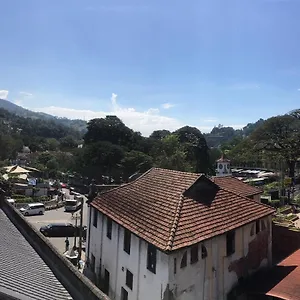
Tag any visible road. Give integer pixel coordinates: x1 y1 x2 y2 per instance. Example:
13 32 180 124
25 189 89 259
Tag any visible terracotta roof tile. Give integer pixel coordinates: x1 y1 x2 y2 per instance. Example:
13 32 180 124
243 249 300 300
212 176 262 197
91 168 274 252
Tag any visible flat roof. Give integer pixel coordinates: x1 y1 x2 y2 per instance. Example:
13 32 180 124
0 209 72 300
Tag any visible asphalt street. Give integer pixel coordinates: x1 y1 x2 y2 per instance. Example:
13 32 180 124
25 189 88 257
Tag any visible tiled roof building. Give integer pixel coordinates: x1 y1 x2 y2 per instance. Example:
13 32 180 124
91 168 271 252
88 168 274 300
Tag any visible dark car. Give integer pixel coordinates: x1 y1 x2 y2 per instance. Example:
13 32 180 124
40 223 87 238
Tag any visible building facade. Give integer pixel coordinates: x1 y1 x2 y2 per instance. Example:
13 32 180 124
86 168 274 300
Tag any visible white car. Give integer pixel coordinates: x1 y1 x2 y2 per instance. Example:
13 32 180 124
20 203 45 216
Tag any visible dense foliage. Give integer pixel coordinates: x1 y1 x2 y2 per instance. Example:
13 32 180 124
1 99 300 184
78 116 212 182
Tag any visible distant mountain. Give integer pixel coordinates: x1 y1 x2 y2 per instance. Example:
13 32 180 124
204 119 265 148
0 99 87 134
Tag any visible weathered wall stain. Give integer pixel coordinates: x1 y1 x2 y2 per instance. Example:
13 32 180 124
162 284 176 300
228 230 269 278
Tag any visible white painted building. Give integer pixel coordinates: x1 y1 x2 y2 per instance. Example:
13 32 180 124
216 155 232 177
85 168 274 300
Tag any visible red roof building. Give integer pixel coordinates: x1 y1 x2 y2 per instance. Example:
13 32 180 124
87 168 274 300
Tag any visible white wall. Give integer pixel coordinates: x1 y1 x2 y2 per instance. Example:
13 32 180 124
88 209 169 300
88 209 272 300
167 216 272 300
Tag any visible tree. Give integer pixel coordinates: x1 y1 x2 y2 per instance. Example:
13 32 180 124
84 116 133 147
83 141 124 181
250 115 300 179
121 151 153 181
60 135 78 149
174 126 211 174
149 130 171 140
153 134 191 171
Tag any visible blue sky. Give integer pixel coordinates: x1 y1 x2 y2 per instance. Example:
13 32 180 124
1 0 300 136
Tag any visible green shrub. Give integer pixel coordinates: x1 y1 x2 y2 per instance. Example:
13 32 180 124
15 197 35 203
269 199 281 208
11 194 27 199
34 196 49 202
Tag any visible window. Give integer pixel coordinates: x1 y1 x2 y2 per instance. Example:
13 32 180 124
256 220 260 234
90 254 95 273
93 208 98 228
190 244 199 264
147 244 157 273
121 287 128 300
174 258 177 274
123 229 131 254
226 231 235 256
103 269 110 295
261 219 266 231
250 224 255 236
106 217 112 239
126 269 133 290
180 251 187 268
201 245 208 259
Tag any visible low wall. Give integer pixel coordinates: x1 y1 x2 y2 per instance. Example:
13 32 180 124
1 199 110 300
272 223 300 263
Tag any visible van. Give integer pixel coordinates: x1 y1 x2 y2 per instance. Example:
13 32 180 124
20 203 45 216
6 198 16 206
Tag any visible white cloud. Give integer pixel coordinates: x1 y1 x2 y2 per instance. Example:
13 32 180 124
14 100 23 106
31 93 183 136
161 103 175 109
19 91 33 97
0 90 9 99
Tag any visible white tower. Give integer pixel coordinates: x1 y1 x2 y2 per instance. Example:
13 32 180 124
216 155 231 177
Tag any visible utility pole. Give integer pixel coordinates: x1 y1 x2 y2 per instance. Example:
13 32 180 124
77 197 84 269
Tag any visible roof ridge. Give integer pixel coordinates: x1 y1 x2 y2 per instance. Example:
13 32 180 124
166 193 185 252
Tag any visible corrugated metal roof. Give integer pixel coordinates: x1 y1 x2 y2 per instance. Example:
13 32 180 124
0 209 73 300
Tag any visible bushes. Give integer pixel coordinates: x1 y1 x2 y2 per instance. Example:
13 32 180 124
12 194 50 203
15 197 36 203
269 199 281 208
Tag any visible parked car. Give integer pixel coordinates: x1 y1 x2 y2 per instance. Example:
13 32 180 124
20 203 45 216
39 223 87 238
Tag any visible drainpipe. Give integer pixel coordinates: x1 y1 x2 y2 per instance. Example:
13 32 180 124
136 238 141 300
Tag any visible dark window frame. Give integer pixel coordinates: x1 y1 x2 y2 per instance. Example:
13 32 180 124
90 253 95 273
190 244 199 264
256 220 260 234
123 229 131 254
180 251 187 268
106 217 112 239
125 269 133 290
147 243 157 274
121 287 128 300
201 245 208 259
226 230 235 256
92 208 98 228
